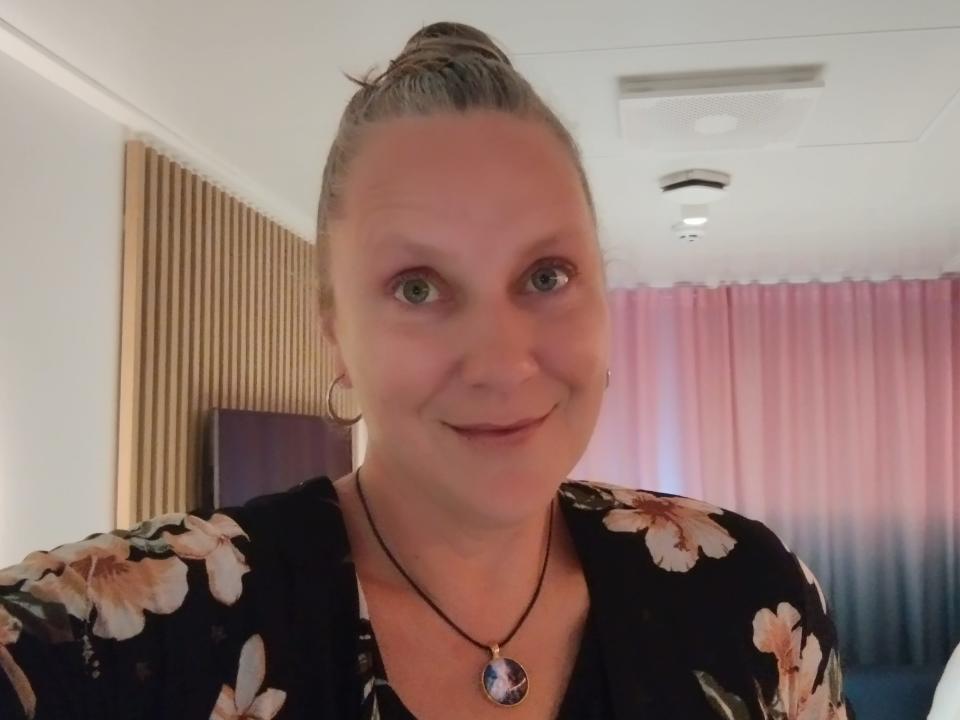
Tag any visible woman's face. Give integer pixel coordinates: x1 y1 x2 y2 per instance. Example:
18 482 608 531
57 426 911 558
325 110 610 523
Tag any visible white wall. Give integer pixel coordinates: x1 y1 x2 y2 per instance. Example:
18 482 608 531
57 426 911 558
0 50 124 565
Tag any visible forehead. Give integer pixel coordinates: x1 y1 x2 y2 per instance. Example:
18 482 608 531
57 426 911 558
339 111 590 236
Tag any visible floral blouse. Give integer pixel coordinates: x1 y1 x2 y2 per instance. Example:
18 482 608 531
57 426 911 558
0 477 853 719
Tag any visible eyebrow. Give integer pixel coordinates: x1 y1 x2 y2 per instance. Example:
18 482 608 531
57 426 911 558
370 229 576 265
371 234 455 262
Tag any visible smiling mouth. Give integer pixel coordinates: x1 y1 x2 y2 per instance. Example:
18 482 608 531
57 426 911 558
445 407 554 441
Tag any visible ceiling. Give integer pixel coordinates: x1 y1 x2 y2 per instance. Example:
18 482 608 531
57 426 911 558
2 0 959 286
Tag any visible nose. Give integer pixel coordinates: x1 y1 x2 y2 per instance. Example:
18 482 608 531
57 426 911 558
458 298 539 392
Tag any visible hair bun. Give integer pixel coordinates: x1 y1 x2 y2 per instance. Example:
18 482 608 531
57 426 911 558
400 21 512 67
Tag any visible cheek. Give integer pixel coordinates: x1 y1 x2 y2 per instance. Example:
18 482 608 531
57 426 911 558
539 294 610 387
344 314 455 415
328 259 451 409
541 298 609 466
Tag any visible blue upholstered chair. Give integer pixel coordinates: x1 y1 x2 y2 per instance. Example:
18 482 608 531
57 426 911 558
844 665 944 720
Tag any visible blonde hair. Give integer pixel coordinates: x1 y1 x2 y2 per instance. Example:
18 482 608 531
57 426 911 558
316 21 595 311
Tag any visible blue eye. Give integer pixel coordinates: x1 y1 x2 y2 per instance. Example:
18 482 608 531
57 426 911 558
526 264 572 293
394 276 440 305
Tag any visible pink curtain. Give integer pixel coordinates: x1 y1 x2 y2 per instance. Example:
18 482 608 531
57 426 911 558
573 278 960 665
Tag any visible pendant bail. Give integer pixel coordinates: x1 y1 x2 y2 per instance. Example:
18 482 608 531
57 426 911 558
489 643 500 659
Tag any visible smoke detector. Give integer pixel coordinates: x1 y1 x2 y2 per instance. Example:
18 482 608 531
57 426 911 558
672 222 706 242
659 169 731 203
660 169 731 234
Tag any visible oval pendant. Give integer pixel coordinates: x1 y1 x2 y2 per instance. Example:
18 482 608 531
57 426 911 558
481 645 529 707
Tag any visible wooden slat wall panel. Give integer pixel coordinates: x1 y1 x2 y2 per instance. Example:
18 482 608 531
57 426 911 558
116 141 354 527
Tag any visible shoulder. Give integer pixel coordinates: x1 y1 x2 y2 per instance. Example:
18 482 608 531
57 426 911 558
560 479 852 719
559 479 793 576
3 475 340 590
0 476 336 641
558 479 835 652
0 476 351 719
224 475 346 561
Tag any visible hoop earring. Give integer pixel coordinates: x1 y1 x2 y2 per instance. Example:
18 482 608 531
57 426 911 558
325 373 362 426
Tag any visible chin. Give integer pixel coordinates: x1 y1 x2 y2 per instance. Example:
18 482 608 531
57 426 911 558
453 462 568 525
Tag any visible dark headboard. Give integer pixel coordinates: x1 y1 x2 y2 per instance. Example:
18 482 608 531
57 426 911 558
205 408 352 508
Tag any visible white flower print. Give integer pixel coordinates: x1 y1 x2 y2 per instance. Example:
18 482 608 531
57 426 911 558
210 634 286 720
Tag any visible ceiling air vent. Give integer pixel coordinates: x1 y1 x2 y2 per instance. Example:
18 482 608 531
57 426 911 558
619 65 823 151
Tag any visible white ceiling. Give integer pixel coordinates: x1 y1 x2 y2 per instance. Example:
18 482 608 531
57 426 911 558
2 0 959 286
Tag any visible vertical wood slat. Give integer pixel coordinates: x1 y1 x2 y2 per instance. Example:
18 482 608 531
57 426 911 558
167 162 183 515
309 243 317 415
305 252 312 417
311 252 320 416
289 234 298 411
153 155 171 517
220 194 229 410
251 214 260 410
187 173 203 512
116 142 146 529
275 223 283 411
256 214 267 411
302 242 309 414
241 207 251 409
177 170 190 514
282 231 291 409
139 149 160 522
236 207 245 408
212 188 223 413
268 222 277 411
263 221 273 412
200 181 214 440
118 141 351 523
295 239 304 414
229 198 240 409
289 235 298 414
285 231 293 409
222 195 233 409
276 228 285 411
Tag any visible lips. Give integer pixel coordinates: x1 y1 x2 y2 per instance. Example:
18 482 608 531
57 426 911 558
445 407 554 441
453 416 544 432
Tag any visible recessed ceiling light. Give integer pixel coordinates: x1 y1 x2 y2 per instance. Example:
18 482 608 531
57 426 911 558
682 204 709 226
660 171 730 231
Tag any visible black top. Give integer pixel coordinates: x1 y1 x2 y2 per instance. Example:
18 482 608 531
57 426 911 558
0 476 853 719
555 607 610 719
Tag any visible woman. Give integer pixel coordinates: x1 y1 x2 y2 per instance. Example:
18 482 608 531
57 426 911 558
0 21 852 720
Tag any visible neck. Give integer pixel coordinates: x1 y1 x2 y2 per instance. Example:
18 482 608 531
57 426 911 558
350 452 555 614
